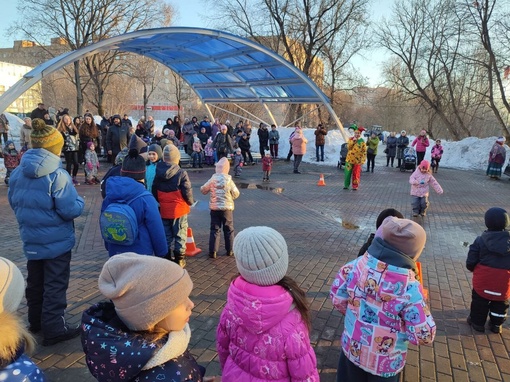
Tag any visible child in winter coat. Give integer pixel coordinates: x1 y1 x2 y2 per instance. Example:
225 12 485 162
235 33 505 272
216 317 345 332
204 137 215 166
84 142 100 185
330 217 436 381
152 144 194 268
409 160 443 217
3 140 20 185
466 207 510 334
0 257 47 381
81 253 215 382
145 144 162 192
430 139 443 173
191 134 204 168
200 157 240 259
262 150 273 182
217 226 319 381
233 148 243 177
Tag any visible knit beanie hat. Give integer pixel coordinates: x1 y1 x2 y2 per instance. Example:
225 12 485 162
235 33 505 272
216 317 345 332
148 144 163 161
497 137 506 143
420 160 430 171
87 141 95 150
216 157 230 174
381 217 427 259
121 149 146 181
129 134 147 153
31 118 64 156
233 226 289 286
163 144 180 165
98 253 193 331
484 207 510 231
0 257 25 314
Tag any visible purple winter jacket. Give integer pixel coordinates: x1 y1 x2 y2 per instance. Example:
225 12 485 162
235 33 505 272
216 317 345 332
217 276 319 381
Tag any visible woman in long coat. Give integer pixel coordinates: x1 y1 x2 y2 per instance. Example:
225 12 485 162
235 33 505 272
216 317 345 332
396 130 410 168
385 131 398 167
486 137 507 180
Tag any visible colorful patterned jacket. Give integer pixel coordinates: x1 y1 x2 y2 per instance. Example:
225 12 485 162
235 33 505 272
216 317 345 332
330 238 436 377
346 137 367 165
217 276 319 381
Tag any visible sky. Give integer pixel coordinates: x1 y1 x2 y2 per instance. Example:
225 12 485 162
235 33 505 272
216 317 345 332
0 0 394 87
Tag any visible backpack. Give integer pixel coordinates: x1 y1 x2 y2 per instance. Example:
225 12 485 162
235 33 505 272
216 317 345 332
100 194 146 246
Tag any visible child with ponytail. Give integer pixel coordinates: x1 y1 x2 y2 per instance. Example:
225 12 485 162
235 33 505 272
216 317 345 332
216 226 319 381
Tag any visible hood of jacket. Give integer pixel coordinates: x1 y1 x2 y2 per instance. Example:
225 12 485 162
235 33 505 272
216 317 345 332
216 157 230 174
368 237 418 276
20 148 62 179
82 302 165 382
480 230 510 256
155 161 181 180
105 176 147 201
227 276 293 334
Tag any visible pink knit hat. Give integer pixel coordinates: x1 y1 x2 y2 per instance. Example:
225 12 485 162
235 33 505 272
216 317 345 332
420 160 430 171
381 217 426 259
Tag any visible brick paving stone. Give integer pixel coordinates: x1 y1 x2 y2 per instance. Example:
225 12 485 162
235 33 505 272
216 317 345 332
1 154 509 381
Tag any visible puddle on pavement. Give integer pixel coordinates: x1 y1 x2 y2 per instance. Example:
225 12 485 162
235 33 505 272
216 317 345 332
236 183 284 194
334 217 362 230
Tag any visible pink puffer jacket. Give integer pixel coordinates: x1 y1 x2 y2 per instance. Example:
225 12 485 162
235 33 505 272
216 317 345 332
217 276 319 382
409 169 443 197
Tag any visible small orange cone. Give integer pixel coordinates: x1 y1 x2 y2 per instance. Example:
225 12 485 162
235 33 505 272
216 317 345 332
185 227 202 257
416 261 428 300
317 173 326 186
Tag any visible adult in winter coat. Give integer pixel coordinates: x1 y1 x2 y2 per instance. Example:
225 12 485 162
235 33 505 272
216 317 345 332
344 127 367 190
314 123 328 161
213 125 234 160
29 103 47 121
102 149 167 258
385 131 398 167
366 132 379 172
200 157 240 259
291 128 308 174
486 137 507 180
411 129 430 164
0 257 47 381
0 112 9 146
181 118 196 155
78 113 100 164
8 119 84 346
466 207 510 334
57 114 81 185
238 133 254 164
20 117 32 149
268 124 280 159
106 114 130 163
396 130 410 168
257 123 270 157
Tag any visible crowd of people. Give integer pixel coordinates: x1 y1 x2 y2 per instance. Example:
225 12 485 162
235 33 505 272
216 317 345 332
1 106 510 381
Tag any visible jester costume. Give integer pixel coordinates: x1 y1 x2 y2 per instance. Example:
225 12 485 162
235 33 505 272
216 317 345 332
344 127 367 190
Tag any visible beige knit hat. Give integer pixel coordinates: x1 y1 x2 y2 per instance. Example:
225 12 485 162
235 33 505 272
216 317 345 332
233 226 288 286
98 253 193 331
163 144 181 165
31 118 64 156
0 257 25 314
380 217 426 259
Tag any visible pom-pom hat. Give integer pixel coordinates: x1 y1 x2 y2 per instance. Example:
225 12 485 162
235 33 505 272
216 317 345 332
381 217 427 259
233 226 288 286
98 252 193 331
31 118 64 156
121 149 146 181
0 257 25 314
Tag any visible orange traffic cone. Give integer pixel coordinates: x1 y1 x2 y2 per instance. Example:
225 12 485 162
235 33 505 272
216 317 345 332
416 261 428 300
317 173 326 186
185 227 202 257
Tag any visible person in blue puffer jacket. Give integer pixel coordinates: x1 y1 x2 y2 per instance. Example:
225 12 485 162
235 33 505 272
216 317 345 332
102 148 168 258
8 118 85 346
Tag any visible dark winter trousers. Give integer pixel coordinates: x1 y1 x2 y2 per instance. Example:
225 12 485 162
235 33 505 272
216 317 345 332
337 350 401 382
366 153 376 172
0 132 7 145
209 210 234 253
64 151 80 177
26 251 71 338
259 141 268 157
270 143 279 158
241 149 253 164
411 195 429 215
316 145 324 161
163 216 188 260
286 146 293 161
416 151 426 165
293 154 303 172
386 156 395 167
469 289 509 327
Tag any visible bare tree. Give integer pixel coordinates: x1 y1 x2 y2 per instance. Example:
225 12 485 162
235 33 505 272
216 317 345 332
11 0 174 115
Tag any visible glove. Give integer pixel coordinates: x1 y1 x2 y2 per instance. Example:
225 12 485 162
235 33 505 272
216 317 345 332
420 180 425 185
87 163 93 170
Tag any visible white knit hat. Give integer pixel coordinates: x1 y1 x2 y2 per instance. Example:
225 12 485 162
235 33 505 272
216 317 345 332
233 227 288 286
0 257 25 314
98 253 193 331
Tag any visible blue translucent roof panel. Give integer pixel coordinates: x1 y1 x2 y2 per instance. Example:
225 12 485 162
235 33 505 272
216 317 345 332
111 27 329 104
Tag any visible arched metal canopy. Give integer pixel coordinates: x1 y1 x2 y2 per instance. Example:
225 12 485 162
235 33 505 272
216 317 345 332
0 27 346 138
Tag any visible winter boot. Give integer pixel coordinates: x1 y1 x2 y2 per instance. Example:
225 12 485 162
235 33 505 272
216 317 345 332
173 251 186 268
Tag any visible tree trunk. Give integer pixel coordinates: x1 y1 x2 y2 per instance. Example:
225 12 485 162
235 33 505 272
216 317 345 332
74 61 83 115
143 84 148 120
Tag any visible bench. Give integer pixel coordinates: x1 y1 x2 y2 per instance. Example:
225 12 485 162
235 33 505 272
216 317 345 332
178 148 193 167
251 152 262 163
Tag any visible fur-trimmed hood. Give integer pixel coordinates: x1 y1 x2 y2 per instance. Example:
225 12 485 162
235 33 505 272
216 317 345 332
0 311 23 367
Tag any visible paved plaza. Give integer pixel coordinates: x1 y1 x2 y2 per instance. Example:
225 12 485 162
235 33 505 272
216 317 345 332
1 154 510 382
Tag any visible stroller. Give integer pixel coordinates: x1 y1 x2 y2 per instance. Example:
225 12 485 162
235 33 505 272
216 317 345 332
337 143 348 169
400 147 417 172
